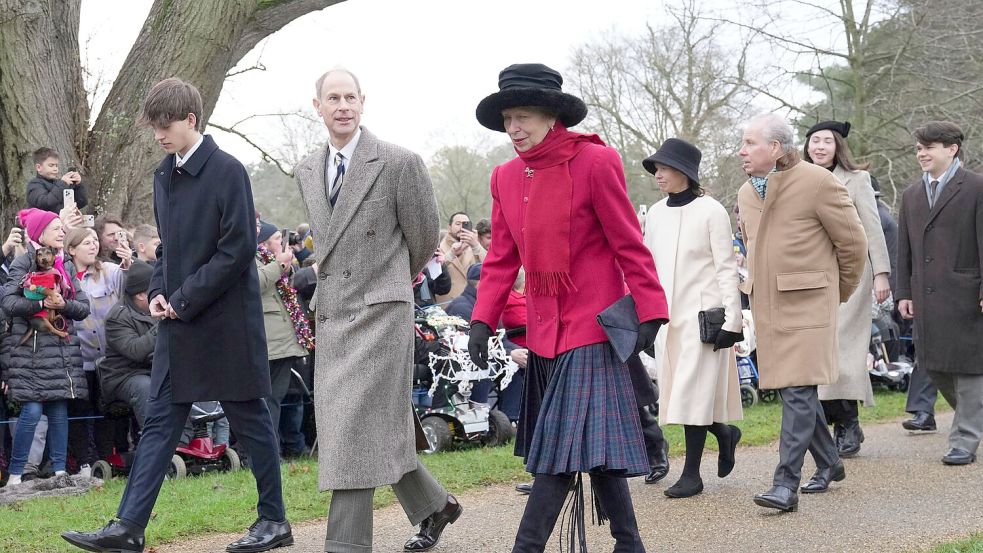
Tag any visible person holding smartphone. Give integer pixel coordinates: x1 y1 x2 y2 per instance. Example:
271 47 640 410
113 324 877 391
26 147 87 214
437 212 485 302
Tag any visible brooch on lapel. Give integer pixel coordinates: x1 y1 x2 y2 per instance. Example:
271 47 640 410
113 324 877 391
524 167 534 178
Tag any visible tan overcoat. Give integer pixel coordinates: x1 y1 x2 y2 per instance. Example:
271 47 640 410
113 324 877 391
644 195 744 425
295 128 439 490
436 234 485 302
738 159 868 389
819 166 891 404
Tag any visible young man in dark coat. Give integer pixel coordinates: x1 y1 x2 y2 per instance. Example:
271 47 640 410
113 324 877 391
897 121 983 465
63 78 291 553
99 261 157 427
25 147 86 214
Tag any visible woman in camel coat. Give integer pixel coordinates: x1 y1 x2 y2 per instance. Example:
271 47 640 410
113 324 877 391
642 138 744 499
804 120 891 458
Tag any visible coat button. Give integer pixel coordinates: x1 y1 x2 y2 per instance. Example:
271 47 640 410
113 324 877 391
366 229 375 237
926 224 933 231
925 257 933 263
536 315 542 322
348 313 356 322
318 314 327 323
926 287 934 294
523 197 529 203
343 270 351 278
319 272 327 281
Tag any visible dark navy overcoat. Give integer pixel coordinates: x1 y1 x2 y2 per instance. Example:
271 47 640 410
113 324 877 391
148 135 270 402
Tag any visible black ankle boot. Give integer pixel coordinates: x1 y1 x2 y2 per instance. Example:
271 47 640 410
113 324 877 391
512 473 574 553
591 474 646 553
838 419 864 458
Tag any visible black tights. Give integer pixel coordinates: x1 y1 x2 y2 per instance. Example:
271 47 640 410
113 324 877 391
680 423 730 479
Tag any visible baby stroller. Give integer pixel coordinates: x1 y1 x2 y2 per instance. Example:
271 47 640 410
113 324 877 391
868 321 913 392
412 305 517 454
735 309 779 407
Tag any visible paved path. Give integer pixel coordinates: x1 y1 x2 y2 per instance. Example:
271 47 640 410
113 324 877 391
159 413 982 552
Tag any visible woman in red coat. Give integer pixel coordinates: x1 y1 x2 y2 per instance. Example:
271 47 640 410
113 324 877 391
469 63 669 553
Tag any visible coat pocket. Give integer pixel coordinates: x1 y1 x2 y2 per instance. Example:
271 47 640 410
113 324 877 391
364 285 412 306
776 271 830 331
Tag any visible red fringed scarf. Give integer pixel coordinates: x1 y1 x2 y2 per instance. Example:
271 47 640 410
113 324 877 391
516 123 604 296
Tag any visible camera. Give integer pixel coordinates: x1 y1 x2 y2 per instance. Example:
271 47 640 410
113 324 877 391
287 231 302 247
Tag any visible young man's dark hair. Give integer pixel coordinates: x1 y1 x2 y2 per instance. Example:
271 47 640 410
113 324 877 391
914 121 965 159
138 77 204 131
447 211 468 225
32 147 59 165
474 218 491 237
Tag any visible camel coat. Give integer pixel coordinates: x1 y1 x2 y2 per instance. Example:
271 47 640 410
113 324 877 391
436 233 485 302
295 128 439 490
644 195 744 425
738 159 867 390
819 166 891 404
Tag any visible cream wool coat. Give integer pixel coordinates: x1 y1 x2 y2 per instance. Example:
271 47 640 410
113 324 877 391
738 159 868 390
644 195 744 425
818 166 891 405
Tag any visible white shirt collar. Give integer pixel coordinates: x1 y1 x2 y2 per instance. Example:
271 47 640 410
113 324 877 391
328 129 361 164
175 134 205 167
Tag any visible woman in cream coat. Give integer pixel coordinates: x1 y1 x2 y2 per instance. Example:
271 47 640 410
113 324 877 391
804 120 891 459
642 138 745 499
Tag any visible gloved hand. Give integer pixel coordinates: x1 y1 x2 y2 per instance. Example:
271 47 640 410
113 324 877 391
468 321 493 369
633 319 664 356
713 329 745 352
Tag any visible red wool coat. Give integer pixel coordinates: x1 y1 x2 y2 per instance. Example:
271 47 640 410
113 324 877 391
472 143 669 358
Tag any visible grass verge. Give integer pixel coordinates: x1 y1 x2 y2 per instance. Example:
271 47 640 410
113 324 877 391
0 389 949 552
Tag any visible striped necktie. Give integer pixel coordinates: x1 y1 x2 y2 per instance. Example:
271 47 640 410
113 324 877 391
330 153 346 207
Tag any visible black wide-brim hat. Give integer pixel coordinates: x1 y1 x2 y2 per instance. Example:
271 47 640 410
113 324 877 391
476 63 588 132
642 138 702 186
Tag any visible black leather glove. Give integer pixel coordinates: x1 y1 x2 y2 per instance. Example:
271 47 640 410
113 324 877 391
633 319 664 356
468 321 493 369
713 329 744 352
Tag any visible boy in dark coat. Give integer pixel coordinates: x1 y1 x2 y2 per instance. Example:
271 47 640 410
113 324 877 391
63 78 291 553
25 147 86 213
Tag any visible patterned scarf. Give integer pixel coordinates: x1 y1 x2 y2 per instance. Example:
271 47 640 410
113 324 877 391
257 245 315 351
749 166 777 199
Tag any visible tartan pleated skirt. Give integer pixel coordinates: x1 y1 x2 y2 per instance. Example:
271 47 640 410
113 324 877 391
515 342 648 477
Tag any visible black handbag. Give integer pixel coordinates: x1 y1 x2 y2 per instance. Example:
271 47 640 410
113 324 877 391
698 307 726 344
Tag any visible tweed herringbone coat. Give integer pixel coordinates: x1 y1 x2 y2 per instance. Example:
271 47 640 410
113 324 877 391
738 159 868 390
295 128 440 490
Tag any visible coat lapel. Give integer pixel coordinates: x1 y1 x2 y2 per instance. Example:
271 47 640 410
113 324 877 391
925 168 963 228
297 146 332 258
319 128 384 262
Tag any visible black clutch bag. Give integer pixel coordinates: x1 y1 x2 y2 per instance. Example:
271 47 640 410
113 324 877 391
698 307 726 344
596 295 639 363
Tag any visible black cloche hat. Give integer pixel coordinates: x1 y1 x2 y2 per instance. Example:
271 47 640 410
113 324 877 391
475 63 588 132
806 120 851 139
642 138 702 186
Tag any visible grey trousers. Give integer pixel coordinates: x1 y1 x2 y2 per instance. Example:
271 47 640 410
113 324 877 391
774 386 839 489
928 371 983 453
325 460 448 553
906 364 938 415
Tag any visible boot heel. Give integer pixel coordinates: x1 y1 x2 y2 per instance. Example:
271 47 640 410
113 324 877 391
787 503 798 513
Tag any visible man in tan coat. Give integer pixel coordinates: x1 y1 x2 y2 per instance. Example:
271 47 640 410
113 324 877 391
737 114 867 512
436 211 485 302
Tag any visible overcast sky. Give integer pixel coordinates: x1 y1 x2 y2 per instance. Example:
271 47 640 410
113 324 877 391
79 0 844 167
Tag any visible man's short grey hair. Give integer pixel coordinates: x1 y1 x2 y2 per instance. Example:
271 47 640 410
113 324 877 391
748 113 796 154
314 68 362 100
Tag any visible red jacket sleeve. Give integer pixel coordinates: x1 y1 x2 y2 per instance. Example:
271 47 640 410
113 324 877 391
471 166 521 328
589 148 669 322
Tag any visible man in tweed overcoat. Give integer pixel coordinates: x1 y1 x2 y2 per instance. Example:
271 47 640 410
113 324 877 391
295 68 462 553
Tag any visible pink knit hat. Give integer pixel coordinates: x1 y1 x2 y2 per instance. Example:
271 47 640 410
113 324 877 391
18 208 59 243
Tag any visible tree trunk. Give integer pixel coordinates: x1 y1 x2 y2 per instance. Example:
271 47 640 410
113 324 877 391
0 0 88 227
0 0 341 229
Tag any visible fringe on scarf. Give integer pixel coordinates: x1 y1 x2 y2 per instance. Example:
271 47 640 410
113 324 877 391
557 473 608 553
527 271 577 298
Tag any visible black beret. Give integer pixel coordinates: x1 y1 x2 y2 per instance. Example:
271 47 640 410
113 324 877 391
806 120 851 138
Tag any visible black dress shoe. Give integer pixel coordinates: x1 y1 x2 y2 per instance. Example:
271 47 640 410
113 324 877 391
800 462 846 493
645 441 670 484
62 519 145 552
515 481 533 495
902 412 937 432
664 475 703 498
942 448 977 465
404 494 463 552
226 518 293 553
718 425 741 478
837 420 864 458
753 485 798 512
